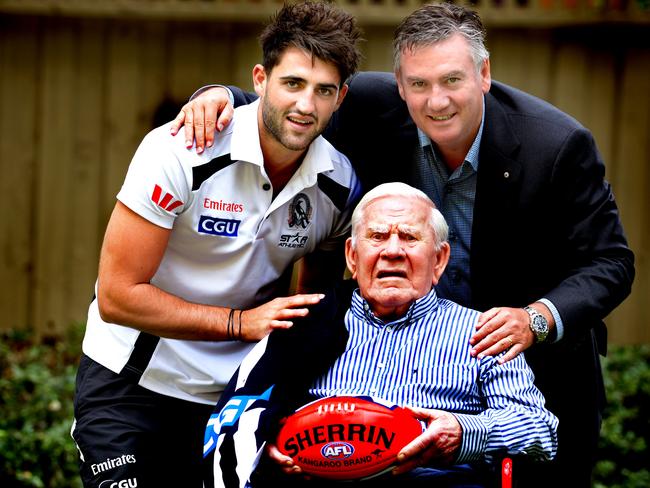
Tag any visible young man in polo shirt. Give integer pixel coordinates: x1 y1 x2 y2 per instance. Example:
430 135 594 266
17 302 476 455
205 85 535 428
70 2 362 487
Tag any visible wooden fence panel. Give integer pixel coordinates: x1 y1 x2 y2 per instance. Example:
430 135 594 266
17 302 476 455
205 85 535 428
490 29 554 102
103 21 142 225
231 26 263 91
552 42 590 123
33 18 77 335
67 19 106 323
137 21 170 134
515 31 554 103
202 24 241 97
607 47 650 344
0 16 39 330
361 25 394 73
582 49 616 173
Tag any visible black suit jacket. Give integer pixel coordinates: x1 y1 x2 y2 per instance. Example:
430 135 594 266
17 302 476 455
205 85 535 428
329 72 634 346
229 72 635 467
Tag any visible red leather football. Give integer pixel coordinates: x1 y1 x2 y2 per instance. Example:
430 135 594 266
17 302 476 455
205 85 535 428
275 396 423 480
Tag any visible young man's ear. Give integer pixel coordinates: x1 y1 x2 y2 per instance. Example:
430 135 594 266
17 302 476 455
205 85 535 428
334 83 349 111
344 237 357 280
252 64 267 97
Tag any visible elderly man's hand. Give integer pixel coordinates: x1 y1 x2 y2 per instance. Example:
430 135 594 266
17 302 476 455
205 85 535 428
392 407 461 475
469 307 536 364
266 443 308 477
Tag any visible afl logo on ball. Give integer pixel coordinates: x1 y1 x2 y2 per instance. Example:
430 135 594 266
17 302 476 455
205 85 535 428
321 441 354 460
288 193 312 229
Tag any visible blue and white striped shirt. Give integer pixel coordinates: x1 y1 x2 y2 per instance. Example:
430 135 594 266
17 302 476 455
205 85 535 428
310 288 558 463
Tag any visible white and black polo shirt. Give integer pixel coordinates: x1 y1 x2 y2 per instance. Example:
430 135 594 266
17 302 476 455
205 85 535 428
83 100 360 405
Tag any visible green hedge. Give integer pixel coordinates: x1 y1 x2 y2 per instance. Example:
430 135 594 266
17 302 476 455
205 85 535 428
0 327 83 488
594 343 650 488
1 328 648 487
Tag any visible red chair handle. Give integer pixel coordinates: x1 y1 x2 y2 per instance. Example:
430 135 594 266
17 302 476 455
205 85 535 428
501 457 513 488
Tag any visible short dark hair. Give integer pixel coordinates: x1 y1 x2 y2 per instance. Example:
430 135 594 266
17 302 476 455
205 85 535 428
259 1 362 86
393 2 489 72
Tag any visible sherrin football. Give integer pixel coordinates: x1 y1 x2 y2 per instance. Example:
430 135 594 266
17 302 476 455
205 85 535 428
275 396 423 480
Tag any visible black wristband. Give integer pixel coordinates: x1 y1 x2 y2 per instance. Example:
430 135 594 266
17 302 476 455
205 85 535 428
227 308 235 340
238 309 243 341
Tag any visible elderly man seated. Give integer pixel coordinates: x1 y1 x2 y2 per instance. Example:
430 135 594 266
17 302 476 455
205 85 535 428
203 183 558 488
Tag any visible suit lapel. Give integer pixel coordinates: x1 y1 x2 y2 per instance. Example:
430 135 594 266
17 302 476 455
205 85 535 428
471 90 523 308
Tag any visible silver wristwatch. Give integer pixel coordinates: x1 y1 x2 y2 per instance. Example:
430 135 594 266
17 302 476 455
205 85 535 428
524 306 549 343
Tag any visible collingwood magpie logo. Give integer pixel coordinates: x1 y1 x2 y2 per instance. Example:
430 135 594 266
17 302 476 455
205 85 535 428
288 193 312 229
279 193 311 248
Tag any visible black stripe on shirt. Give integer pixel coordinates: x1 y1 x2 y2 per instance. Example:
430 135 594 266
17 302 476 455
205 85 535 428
120 332 160 382
317 173 350 212
192 153 236 191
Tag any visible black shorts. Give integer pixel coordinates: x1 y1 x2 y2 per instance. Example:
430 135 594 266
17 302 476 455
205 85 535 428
71 354 214 488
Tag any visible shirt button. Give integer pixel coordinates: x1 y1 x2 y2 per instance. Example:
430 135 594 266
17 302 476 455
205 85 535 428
370 388 377 394
378 362 385 369
503 171 510 178
262 183 271 191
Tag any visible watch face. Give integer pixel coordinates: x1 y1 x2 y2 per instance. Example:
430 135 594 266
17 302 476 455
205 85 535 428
526 307 548 342
532 315 548 340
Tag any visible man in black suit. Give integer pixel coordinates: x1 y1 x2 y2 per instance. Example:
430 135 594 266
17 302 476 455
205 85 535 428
171 3 634 486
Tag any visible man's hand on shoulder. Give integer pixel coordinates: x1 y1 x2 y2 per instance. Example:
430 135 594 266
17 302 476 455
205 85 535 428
241 294 325 341
169 86 234 154
470 305 553 364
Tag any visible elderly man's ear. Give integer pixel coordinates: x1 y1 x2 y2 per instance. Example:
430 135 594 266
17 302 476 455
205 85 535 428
344 238 358 280
431 242 451 285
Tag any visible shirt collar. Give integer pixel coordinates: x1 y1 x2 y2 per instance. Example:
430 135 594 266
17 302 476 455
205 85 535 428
230 99 334 180
417 96 485 172
350 287 440 328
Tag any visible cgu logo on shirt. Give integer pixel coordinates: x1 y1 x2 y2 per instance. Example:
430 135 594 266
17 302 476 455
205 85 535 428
198 215 240 237
98 478 137 488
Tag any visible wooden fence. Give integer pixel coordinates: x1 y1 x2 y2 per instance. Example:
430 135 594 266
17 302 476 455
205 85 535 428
0 0 648 343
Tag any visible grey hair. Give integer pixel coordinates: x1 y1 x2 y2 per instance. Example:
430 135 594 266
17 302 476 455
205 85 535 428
393 2 489 73
350 182 448 250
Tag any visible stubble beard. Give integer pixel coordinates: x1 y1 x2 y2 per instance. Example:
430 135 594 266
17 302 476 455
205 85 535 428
261 97 321 152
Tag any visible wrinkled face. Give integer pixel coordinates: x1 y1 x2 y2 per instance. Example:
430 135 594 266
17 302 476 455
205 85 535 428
345 195 450 320
395 34 491 160
254 47 347 155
